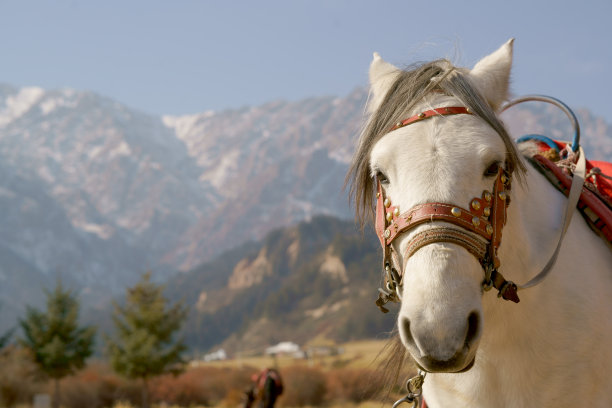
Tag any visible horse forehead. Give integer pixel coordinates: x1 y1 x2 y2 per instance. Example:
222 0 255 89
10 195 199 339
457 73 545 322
370 115 502 173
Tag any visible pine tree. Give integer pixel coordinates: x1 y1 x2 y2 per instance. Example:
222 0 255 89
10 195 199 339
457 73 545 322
19 280 96 408
106 271 187 408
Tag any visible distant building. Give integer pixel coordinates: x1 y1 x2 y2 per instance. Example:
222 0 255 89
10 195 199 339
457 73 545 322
265 341 301 356
305 345 343 358
189 348 227 366
204 348 227 361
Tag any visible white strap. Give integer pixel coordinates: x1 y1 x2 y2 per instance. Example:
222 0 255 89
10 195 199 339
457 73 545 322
519 146 586 289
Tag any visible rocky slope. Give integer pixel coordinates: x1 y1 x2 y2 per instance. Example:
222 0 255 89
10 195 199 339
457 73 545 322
163 215 397 354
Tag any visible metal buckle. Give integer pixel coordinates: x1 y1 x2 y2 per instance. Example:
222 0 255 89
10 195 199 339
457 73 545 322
392 371 426 408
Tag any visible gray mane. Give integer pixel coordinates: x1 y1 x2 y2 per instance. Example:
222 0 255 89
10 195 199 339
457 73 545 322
346 59 526 226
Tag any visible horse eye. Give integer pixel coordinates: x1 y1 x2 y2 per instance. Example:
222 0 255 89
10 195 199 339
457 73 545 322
484 162 501 177
376 171 389 185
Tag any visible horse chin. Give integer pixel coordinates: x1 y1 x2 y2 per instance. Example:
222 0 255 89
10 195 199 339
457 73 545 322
413 351 477 374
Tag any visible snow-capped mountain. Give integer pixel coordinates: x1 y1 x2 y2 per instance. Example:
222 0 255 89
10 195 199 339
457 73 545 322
0 83 610 333
0 84 213 291
160 90 366 270
0 85 367 330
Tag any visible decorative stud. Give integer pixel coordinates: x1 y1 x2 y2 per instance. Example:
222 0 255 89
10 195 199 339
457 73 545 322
486 224 493 235
483 207 491 217
472 216 481 227
484 191 492 202
384 198 391 208
376 192 380 198
501 174 508 184
451 207 461 217
466 107 472 114
386 212 393 222
396 122 403 128
384 229 391 238
471 200 481 211
418 112 426 118
393 208 400 216
498 191 507 201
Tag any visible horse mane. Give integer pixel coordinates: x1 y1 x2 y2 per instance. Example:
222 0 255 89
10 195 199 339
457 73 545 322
346 59 527 227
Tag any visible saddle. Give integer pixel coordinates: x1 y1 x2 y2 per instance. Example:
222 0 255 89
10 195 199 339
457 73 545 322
524 139 612 248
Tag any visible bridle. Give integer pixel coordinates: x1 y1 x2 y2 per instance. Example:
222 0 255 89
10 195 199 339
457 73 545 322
373 99 587 314
373 98 587 408
374 106 520 313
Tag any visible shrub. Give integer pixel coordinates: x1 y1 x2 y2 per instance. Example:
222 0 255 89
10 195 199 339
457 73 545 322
150 366 254 407
326 367 385 403
278 365 327 407
58 363 141 408
99 374 141 407
0 346 42 406
221 388 248 408
151 370 210 406
60 376 101 408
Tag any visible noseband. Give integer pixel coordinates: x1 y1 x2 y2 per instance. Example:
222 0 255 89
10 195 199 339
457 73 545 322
374 107 519 313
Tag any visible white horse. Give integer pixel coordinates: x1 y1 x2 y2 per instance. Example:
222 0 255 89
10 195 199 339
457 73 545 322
348 39 612 407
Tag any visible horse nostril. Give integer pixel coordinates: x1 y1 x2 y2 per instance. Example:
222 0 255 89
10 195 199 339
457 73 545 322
465 311 480 347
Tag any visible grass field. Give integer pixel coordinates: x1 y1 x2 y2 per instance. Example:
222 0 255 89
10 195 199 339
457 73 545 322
201 339 392 371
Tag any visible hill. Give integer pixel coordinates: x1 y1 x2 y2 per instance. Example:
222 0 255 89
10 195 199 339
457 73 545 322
165 215 398 354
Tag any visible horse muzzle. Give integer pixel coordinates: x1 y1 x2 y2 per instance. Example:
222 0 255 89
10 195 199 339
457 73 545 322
399 303 482 373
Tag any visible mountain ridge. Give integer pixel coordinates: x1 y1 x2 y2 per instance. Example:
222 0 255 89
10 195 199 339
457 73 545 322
0 82 610 335
163 214 397 354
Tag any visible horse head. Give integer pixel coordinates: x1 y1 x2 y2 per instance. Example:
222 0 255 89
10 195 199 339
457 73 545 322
349 39 525 373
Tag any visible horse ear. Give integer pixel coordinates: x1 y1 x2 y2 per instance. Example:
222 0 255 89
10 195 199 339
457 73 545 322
368 52 400 113
468 38 514 111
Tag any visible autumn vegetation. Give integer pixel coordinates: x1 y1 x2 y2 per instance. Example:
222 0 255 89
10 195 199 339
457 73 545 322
0 271 401 408
0 360 391 407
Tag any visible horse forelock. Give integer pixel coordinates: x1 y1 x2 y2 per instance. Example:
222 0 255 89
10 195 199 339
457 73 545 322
347 60 526 227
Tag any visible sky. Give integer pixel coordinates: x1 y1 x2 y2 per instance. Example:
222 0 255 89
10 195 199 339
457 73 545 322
0 0 611 123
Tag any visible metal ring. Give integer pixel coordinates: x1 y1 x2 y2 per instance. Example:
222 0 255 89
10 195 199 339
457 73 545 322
406 377 424 396
481 279 493 292
392 395 417 408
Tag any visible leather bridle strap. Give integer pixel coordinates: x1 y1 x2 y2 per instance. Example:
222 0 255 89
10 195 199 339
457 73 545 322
389 107 472 132
404 228 488 261
375 164 519 312
519 146 586 289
